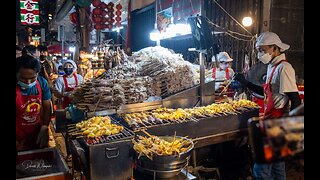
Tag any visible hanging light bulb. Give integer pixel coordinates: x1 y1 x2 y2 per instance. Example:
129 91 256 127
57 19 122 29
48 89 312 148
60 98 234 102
242 17 253 27
149 28 160 41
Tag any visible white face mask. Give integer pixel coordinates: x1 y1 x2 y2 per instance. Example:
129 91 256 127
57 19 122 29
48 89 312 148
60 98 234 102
220 63 229 70
258 51 272 64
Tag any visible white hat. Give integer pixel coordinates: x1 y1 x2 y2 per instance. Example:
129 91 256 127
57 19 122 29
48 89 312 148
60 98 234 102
63 59 77 73
217 52 233 62
255 32 290 52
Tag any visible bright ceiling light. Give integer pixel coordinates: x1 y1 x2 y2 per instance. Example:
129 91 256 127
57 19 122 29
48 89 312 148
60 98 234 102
242 17 253 27
149 28 160 41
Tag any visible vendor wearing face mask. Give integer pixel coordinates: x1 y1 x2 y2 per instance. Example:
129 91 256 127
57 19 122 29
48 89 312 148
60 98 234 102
54 60 84 109
234 32 301 180
212 52 235 92
16 55 52 151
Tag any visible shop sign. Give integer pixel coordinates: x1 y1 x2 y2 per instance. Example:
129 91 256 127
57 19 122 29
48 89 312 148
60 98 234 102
20 0 40 25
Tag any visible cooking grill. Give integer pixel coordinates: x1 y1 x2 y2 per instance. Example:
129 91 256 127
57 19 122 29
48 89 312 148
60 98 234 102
68 117 135 180
82 126 134 145
114 108 259 146
67 119 134 145
115 107 259 132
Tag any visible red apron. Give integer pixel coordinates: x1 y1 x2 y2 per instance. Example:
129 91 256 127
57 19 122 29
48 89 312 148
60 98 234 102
212 67 230 80
212 67 233 97
16 80 42 151
262 60 289 119
62 74 78 108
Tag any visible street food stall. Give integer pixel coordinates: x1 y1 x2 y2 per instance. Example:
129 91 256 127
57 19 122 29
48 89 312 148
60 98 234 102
53 44 260 179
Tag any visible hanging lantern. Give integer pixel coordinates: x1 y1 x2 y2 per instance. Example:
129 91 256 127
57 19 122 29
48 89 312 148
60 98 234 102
93 16 102 23
92 0 101 7
115 16 121 22
101 10 107 17
94 24 102 30
115 3 122 27
93 8 101 15
115 10 121 16
116 4 122 10
101 17 107 23
69 12 77 25
107 2 114 9
100 2 107 9
115 22 121 27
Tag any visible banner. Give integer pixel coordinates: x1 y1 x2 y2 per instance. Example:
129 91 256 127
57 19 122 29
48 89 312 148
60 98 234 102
20 0 40 25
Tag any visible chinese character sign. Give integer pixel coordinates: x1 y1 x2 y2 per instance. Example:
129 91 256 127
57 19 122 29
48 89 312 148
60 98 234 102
20 0 40 25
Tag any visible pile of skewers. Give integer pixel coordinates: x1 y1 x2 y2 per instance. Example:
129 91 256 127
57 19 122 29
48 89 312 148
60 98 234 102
121 99 260 128
68 116 124 138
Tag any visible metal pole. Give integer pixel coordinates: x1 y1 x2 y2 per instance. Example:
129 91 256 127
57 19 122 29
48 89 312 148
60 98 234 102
61 25 65 58
61 39 64 58
199 52 205 106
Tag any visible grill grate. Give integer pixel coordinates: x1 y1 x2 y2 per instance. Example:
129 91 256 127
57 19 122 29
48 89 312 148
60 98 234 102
120 107 257 131
84 125 135 145
67 117 134 145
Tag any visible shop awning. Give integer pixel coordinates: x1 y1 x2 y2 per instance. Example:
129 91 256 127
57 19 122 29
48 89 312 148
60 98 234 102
48 44 71 54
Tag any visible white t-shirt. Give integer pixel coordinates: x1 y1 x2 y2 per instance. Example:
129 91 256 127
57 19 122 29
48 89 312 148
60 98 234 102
266 53 298 109
55 74 84 93
212 68 235 91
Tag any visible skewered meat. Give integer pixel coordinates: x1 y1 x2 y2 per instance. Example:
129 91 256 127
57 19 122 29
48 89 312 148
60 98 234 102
121 100 259 127
75 116 124 138
133 132 193 160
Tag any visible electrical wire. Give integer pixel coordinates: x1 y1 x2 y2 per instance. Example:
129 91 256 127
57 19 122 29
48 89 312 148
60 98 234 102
225 32 255 41
206 18 255 41
227 30 254 38
212 0 253 36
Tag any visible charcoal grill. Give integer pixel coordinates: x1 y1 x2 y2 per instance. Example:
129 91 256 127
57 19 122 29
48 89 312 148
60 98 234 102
69 118 135 180
114 108 259 139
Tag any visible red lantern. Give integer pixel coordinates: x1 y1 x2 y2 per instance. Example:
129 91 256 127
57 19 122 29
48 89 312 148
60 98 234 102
69 12 77 24
116 4 122 10
116 10 121 16
93 17 102 23
94 24 102 30
115 16 121 22
107 2 114 8
116 22 121 27
92 0 101 7
107 12 114 17
93 8 101 15
100 2 107 9
101 17 107 23
101 10 107 17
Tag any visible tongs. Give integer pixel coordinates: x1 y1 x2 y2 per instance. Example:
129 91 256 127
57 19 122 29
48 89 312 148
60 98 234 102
218 75 236 96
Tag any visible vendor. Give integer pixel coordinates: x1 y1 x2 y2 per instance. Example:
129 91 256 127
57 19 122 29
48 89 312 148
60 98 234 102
16 55 52 151
212 52 235 92
54 60 84 109
234 31 301 180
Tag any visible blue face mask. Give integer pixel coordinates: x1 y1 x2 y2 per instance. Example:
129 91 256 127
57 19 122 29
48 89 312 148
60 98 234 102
58 71 65 75
18 81 37 89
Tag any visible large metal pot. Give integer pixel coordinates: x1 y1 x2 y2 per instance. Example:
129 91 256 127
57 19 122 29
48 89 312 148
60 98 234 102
135 136 194 178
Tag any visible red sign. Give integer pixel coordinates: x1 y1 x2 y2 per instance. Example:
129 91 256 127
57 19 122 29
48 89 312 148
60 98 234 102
20 0 40 25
